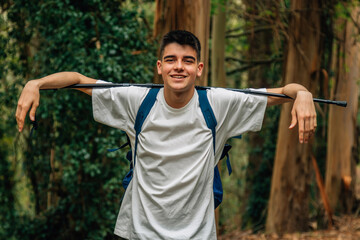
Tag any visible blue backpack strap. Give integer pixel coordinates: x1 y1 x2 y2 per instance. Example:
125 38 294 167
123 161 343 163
197 89 225 209
220 144 232 175
122 88 159 191
121 135 133 190
222 135 241 175
197 89 217 153
213 166 223 208
198 88 240 208
133 88 160 166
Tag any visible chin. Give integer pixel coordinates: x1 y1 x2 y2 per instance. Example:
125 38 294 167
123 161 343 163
168 82 193 92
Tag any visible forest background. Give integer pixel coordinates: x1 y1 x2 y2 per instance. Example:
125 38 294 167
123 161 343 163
0 0 359 239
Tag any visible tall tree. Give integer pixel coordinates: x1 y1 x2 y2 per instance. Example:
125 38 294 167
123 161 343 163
266 0 323 233
241 0 280 229
211 0 227 88
211 0 227 235
325 2 359 214
153 0 211 85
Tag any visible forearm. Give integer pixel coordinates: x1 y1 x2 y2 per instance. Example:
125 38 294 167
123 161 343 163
267 83 310 106
31 72 95 89
26 72 97 95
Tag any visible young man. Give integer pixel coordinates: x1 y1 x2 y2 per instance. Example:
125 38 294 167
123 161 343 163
16 30 316 239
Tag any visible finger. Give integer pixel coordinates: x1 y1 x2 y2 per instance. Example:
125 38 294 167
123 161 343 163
298 117 305 144
313 114 317 133
16 101 32 132
307 112 317 140
15 103 23 132
303 115 310 143
289 110 297 129
29 102 38 122
18 106 28 132
309 118 314 139
309 114 315 136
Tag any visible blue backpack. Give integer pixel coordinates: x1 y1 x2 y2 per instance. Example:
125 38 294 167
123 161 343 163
117 87 237 209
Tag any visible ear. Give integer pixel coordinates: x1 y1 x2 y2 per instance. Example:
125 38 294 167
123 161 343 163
157 60 162 75
196 62 204 77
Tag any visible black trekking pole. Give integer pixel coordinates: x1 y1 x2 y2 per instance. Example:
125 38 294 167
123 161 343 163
64 83 347 107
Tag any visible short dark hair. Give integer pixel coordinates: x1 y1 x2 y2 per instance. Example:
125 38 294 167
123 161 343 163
160 30 201 61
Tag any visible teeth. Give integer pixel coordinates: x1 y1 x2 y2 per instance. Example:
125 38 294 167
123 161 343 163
172 76 185 78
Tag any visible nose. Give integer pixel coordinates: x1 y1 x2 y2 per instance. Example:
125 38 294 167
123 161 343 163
174 60 184 71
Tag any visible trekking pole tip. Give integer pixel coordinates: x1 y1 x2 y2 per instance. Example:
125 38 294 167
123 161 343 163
336 101 347 107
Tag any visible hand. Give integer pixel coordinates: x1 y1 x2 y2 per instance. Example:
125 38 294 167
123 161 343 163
289 91 317 143
15 80 40 132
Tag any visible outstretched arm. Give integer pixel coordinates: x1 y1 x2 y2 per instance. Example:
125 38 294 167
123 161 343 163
266 83 317 144
16 72 97 132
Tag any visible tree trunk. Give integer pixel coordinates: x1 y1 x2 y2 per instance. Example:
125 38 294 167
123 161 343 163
153 0 211 85
211 1 227 88
211 1 227 235
266 0 323 233
242 0 276 228
325 4 359 214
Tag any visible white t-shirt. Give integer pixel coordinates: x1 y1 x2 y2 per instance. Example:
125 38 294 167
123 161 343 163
92 81 267 240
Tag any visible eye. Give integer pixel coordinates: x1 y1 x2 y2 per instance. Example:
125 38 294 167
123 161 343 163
184 59 195 64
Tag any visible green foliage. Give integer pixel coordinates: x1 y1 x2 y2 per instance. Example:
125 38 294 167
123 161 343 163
0 9 18 238
1 0 156 239
211 0 227 16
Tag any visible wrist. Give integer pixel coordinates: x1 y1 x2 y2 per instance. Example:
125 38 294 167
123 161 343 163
283 83 309 99
296 90 312 97
26 79 42 89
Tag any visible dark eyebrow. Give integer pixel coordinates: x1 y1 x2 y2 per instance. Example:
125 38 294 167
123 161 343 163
183 56 196 61
163 55 176 60
163 55 196 61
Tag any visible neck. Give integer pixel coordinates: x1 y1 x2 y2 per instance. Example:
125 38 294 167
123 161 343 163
163 87 195 108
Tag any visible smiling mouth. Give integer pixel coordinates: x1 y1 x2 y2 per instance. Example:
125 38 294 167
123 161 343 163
170 75 187 79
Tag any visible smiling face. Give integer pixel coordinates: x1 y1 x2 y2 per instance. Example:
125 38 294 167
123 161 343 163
157 43 204 101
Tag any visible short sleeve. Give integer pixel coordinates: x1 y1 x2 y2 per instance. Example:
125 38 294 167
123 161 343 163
208 88 267 139
92 80 149 132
